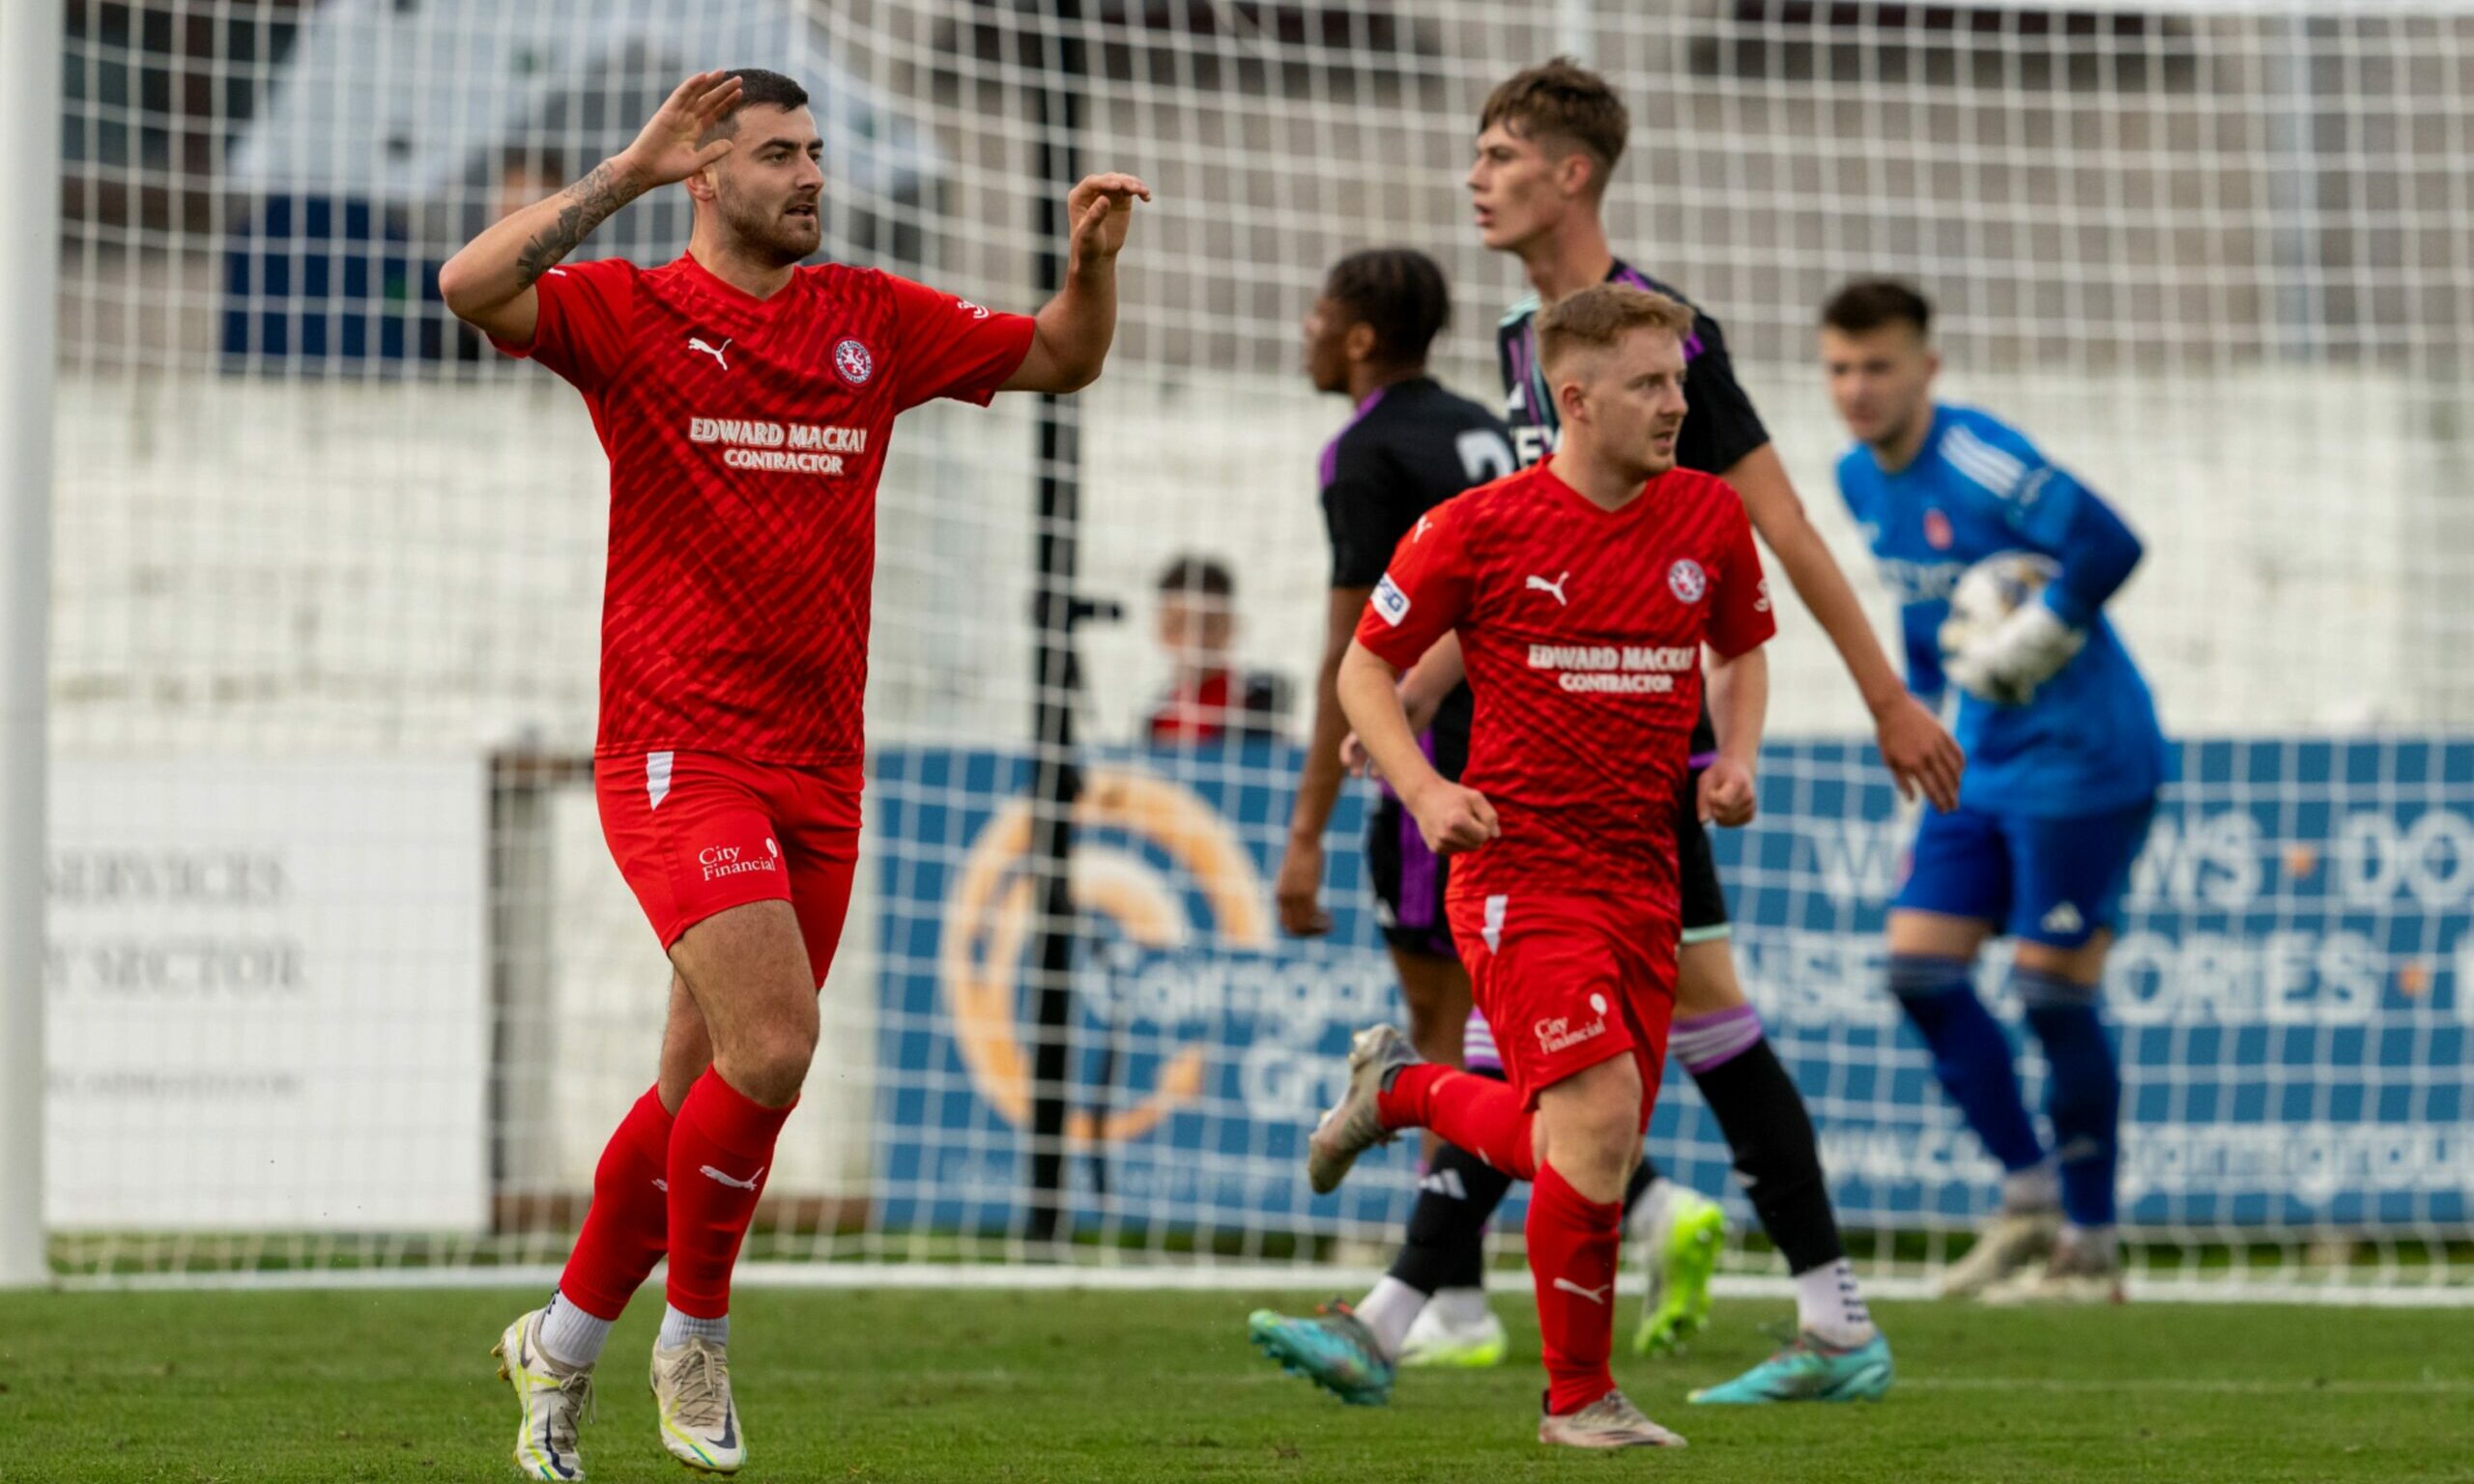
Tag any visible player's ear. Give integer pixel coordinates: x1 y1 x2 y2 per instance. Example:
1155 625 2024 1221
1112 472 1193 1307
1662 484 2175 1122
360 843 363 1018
1553 375 1586 427
1343 321 1379 366
1554 147 1596 202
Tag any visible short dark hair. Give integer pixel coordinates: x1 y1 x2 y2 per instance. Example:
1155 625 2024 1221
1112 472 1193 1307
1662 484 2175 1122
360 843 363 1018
498 142 566 181
703 69 811 141
1822 278 1934 338
1323 248 1452 366
1479 59 1628 196
1157 555 1235 600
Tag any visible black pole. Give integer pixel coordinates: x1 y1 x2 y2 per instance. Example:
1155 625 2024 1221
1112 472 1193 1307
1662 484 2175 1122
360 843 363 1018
1022 0 1088 1250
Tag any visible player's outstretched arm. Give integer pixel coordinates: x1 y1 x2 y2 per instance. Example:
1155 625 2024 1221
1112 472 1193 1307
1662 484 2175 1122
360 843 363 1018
1700 643 1769 828
1338 642 1496 855
1723 443 1964 813
438 71 745 344
1000 174 1153 394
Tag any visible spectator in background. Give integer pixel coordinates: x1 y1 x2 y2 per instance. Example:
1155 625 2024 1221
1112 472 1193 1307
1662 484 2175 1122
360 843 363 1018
493 144 570 224
1146 556 1292 745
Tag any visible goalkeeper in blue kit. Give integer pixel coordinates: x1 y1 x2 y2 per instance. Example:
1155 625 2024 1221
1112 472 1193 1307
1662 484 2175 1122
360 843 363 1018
1820 279 2169 1302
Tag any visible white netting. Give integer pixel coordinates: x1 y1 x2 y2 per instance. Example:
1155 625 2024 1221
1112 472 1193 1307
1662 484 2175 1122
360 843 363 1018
38 1 2474 1291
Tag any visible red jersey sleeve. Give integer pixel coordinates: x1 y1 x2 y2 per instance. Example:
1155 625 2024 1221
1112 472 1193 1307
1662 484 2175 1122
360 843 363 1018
1705 497 1776 659
488 257 639 393
884 273 1037 411
1353 500 1476 671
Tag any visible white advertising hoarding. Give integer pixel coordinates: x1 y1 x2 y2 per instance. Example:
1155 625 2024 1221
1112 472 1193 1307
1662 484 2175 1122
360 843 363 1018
46 756 490 1231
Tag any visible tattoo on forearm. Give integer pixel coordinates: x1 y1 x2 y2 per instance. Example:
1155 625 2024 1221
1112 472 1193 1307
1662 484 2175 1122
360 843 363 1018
513 160 638 288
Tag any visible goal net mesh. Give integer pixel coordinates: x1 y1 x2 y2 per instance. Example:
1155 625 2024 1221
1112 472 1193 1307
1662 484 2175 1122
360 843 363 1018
44 0 2474 1292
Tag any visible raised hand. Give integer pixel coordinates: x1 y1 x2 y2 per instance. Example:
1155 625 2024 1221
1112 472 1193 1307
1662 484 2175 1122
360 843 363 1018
1066 173 1152 268
618 71 747 189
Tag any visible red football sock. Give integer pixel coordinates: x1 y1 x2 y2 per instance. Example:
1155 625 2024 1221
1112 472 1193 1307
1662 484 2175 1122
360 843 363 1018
1528 1160 1624 1415
555 1084 676 1320
665 1069 794 1320
1377 1064 1536 1180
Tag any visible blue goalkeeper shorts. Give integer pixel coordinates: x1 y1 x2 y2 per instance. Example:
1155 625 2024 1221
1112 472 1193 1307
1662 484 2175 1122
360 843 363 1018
1894 798 2156 949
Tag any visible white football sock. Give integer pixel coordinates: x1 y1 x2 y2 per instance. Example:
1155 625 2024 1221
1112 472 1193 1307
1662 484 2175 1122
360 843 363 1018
537 1289 615 1370
2059 1221 2117 1258
1353 1276 1424 1361
1427 1286 1494 1329
2001 1159 2061 1213
1794 1258 1877 1349
657 1305 730 1350
1625 1175 1683 1241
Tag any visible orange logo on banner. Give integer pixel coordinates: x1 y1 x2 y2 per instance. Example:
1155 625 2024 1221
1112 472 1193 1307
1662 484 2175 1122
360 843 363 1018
938 767 1271 1143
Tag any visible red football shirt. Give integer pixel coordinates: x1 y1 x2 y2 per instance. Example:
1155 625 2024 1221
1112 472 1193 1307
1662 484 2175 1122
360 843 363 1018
1353 461 1774 905
495 254 1036 764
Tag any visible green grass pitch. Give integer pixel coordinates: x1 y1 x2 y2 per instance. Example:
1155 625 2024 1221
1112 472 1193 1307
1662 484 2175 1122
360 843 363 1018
4 1286 2471 1482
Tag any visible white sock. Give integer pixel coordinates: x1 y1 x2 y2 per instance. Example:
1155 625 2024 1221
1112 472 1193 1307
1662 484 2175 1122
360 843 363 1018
537 1289 615 1370
1428 1286 1493 1329
658 1305 730 1350
1353 1276 1425 1361
2059 1221 2116 1258
1794 1259 1877 1349
2001 1159 2061 1213
1625 1175 1683 1241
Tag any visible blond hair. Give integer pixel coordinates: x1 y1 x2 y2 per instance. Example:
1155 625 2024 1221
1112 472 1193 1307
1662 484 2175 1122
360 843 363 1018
1479 59 1629 197
1536 284 1696 375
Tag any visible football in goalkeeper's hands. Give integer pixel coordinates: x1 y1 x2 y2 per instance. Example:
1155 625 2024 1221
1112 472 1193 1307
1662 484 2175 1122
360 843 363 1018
1940 551 2079 704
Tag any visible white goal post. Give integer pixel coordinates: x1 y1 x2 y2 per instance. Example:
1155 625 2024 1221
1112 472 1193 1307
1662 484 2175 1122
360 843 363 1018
0 0 65 1290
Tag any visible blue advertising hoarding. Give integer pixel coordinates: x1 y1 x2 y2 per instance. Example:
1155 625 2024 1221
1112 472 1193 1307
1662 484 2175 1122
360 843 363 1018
875 739 2473 1235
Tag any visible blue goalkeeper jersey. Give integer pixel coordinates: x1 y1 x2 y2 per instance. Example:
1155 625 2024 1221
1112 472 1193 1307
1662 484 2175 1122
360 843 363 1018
1836 404 2167 817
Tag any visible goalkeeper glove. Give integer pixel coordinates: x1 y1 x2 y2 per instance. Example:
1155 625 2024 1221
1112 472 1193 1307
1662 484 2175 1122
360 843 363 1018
1944 599 2085 705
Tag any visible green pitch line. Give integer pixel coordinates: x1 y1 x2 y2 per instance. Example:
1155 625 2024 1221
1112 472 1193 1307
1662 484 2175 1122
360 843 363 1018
2 1286 2469 1482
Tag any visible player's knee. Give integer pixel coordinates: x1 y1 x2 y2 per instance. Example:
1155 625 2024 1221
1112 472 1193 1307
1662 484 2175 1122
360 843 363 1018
1886 909 1992 963
2015 934 2110 985
1537 1056 1642 1192
1392 951 1470 1057
1674 937 1747 1016
727 1012 819 1107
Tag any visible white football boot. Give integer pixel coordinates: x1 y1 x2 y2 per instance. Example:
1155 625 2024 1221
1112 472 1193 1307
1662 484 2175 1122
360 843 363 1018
493 1307 595 1482
651 1334 746 1473
1538 1389 1688 1449
1937 1207 2062 1298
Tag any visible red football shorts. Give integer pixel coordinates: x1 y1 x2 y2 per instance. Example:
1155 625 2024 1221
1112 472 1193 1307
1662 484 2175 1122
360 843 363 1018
1446 889 1680 1120
595 750 862 987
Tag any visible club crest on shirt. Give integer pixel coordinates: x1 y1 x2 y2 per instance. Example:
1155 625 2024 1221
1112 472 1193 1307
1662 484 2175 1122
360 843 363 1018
832 337 876 387
1924 507 1955 551
1667 557 1708 604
